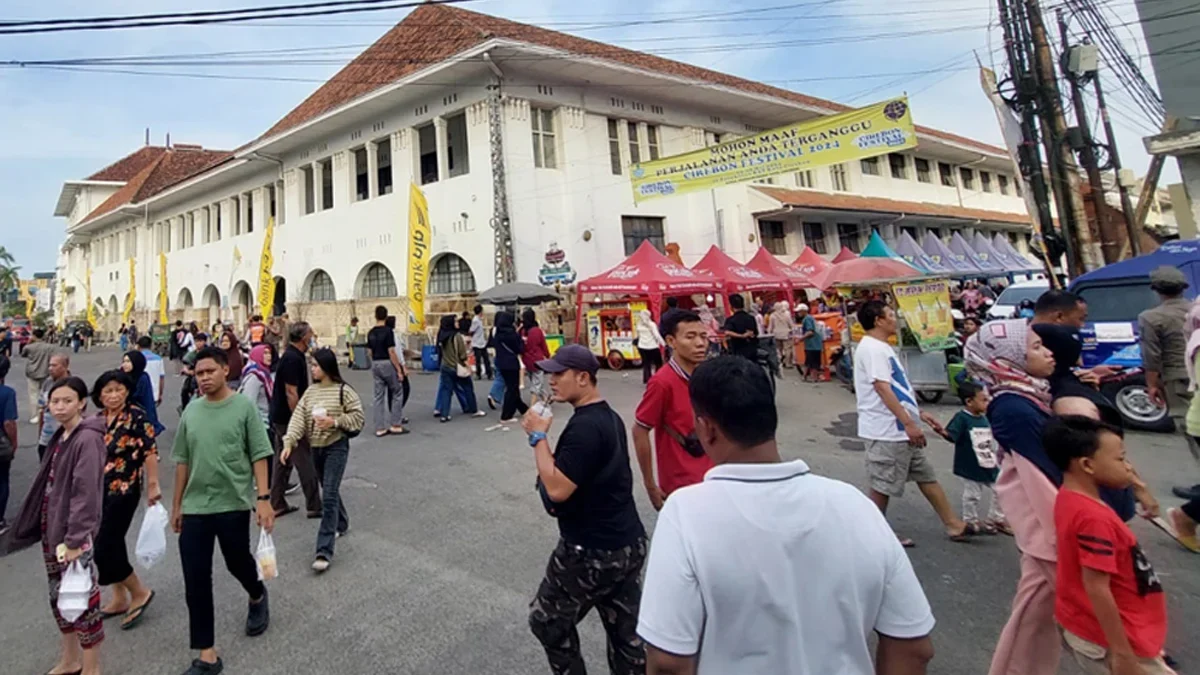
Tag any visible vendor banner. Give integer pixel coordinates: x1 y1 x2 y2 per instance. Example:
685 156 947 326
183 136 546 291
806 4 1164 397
631 98 916 202
406 182 431 331
891 279 954 352
122 257 136 323
257 218 276 320
158 253 169 324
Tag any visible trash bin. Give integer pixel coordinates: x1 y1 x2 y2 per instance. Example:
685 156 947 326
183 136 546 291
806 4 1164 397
351 344 371 370
421 345 439 372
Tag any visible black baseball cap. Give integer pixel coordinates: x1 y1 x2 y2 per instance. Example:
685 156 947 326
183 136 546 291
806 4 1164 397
536 344 600 375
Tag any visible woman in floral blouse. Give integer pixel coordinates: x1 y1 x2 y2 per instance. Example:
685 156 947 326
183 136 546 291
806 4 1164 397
91 369 161 630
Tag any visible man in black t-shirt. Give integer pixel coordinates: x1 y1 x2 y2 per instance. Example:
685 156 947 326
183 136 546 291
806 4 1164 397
723 294 759 361
367 304 407 436
522 344 646 675
269 321 321 516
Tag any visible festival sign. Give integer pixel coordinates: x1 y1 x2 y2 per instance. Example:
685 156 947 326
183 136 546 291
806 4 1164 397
406 183 431 331
891 279 955 352
122 257 136 323
630 98 917 202
158 253 169 323
257 218 276 319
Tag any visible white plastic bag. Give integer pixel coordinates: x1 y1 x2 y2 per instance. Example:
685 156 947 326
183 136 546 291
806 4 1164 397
255 527 278 581
135 503 169 569
57 560 94 622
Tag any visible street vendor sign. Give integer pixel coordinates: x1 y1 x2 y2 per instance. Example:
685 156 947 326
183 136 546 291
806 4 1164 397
892 279 954 352
631 98 916 202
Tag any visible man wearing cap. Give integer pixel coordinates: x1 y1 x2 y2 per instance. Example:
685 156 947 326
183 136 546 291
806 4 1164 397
522 344 647 675
796 303 824 382
1139 266 1200 499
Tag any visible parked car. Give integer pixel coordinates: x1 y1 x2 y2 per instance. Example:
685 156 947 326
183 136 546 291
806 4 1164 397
987 279 1050 320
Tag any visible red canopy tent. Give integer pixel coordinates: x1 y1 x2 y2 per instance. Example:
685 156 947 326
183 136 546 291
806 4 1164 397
746 247 816 290
576 241 720 338
831 246 860 264
809 257 922 290
791 246 833 278
691 245 788 294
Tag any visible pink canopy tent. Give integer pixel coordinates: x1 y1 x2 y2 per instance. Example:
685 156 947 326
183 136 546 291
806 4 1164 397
746 247 816 290
809 257 922 290
831 246 860 264
791 246 833 278
691 245 788 294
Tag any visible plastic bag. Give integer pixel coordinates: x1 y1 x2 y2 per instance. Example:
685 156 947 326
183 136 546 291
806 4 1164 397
57 560 94 622
255 527 278 581
135 503 169 569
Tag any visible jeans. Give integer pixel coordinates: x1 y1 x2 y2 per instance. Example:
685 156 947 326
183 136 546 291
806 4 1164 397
500 368 528 421
0 456 9 523
489 375 506 404
119 335 128 351
473 347 493 379
312 438 350 559
179 511 265 650
371 360 405 432
435 368 478 416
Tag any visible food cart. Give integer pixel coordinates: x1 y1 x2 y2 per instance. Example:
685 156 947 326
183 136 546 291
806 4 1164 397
576 241 721 369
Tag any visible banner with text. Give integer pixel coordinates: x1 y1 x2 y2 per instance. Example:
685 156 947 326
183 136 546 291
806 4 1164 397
406 183 431 331
891 279 954 352
86 269 98 330
257 218 276 319
158 253 169 324
631 98 916 202
122 257 136 323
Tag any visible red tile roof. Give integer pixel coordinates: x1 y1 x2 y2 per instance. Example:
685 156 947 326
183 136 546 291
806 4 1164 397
85 146 168 182
82 147 231 224
754 186 1032 226
257 4 1007 156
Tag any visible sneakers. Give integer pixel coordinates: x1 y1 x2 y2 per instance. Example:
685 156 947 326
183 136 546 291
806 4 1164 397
245 587 269 636
473 410 487 417
183 657 224 675
312 556 331 573
336 526 349 538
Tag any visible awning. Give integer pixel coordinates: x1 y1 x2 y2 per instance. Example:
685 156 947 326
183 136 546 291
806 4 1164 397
691 246 789 293
949 232 1006 275
747 247 817 288
577 240 720 296
831 246 859 263
791 246 832 278
893 232 952 274
922 232 981 275
992 234 1043 273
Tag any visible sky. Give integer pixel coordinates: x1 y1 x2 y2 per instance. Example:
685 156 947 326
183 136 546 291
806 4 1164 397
0 0 1177 273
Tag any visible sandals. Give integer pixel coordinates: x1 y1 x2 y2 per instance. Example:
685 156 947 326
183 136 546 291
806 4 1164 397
121 590 155 630
948 523 977 542
388 427 410 436
986 519 1014 536
374 430 389 438
100 606 129 620
896 535 916 548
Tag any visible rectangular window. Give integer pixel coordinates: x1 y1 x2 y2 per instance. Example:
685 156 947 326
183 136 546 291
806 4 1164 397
889 153 908 180
795 170 814 188
838 223 861 253
830 164 849 192
621 216 665 255
607 119 622 175
915 158 932 183
861 156 880 176
245 191 254 232
647 125 660 161
998 174 1010 195
352 146 369 201
939 162 955 187
446 112 470 178
276 180 285 224
267 184 277 220
901 225 918 241
753 176 777 185
627 121 641 165
531 107 557 169
375 138 393 196
302 166 315 215
960 167 975 190
418 124 438 185
186 213 194 247
981 171 993 193
759 220 787 255
231 195 241 235
213 204 222 239
803 222 827 254
319 158 333 210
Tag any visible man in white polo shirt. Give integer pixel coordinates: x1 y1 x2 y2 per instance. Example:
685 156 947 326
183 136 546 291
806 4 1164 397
637 355 937 675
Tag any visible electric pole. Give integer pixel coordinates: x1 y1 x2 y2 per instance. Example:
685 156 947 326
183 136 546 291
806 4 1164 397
1091 68 1142 256
487 77 516 285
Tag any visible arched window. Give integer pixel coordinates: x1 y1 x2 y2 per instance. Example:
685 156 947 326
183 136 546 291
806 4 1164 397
429 254 476 294
361 263 397 298
308 270 335 302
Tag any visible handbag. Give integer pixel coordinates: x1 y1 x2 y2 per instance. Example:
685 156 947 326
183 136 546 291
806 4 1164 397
337 384 363 439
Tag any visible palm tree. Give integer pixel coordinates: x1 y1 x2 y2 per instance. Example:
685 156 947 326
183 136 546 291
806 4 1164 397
0 246 15 267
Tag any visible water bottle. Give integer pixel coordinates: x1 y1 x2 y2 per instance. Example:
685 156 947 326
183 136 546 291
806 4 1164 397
532 401 553 419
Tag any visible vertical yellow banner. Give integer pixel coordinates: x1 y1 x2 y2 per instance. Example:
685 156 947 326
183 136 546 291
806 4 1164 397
158 253 169 324
86 268 98 330
257 217 276 319
406 183 430 331
122 257 136 322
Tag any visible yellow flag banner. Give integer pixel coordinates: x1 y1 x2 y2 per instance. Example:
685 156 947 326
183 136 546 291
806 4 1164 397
406 183 431 331
631 98 917 202
85 269 98 330
891 279 954 352
158 253 169 324
257 218 276 319
122 257 136 323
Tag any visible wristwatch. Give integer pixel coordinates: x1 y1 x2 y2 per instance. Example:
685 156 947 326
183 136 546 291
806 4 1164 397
528 431 548 447
256 494 270 502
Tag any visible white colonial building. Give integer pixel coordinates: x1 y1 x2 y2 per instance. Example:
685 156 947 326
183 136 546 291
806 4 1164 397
54 4 1035 340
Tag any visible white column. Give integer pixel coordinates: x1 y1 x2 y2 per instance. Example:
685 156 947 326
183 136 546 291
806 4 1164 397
434 116 448 183
313 162 325 211
393 129 416 188
366 146 379 198
331 151 350 207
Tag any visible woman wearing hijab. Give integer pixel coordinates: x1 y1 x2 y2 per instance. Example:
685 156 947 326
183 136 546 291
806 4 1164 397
218 331 245 391
120 350 163 435
769 301 796 369
520 309 552 404
634 309 665 385
239 344 274 429
434 315 483 423
491 311 527 423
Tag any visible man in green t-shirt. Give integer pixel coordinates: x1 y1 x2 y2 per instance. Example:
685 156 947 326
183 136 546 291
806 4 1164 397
171 346 275 675
796 304 825 382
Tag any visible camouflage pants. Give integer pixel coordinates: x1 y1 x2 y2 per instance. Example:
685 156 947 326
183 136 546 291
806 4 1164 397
529 537 647 675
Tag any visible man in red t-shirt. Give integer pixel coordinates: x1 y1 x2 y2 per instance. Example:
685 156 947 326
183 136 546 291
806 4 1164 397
1045 416 1171 675
634 309 715 511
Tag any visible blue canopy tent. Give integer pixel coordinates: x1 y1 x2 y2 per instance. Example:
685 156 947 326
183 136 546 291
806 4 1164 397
972 232 1025 275
922 232 980 276
893 231 951 274
949 232 1006 276
992 233 1044 273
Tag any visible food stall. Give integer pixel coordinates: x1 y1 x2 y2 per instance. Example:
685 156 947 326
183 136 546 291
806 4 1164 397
576 241 721 369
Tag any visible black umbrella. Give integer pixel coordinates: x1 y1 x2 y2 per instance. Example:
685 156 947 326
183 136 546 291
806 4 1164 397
477 282 563 305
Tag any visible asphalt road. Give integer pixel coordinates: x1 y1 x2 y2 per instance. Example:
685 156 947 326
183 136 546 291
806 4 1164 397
1 347 1198 675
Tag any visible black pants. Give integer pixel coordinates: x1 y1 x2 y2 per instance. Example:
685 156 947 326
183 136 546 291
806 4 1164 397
473 347 493 379
638 346 662 384
270 422 321 513
529 537 647 675
500 368 528 421
95 488 140 585
0 455 9 523
179 510 265 650
1184 498 1200 522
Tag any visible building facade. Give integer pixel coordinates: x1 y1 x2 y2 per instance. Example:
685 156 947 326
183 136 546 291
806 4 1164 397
54 5 1036 340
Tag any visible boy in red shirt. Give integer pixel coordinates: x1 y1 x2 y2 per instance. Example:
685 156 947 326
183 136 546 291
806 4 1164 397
1045 415 1173 675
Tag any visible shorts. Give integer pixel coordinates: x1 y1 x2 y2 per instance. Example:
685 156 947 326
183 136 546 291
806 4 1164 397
865 439 937 497
805 349 822 369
